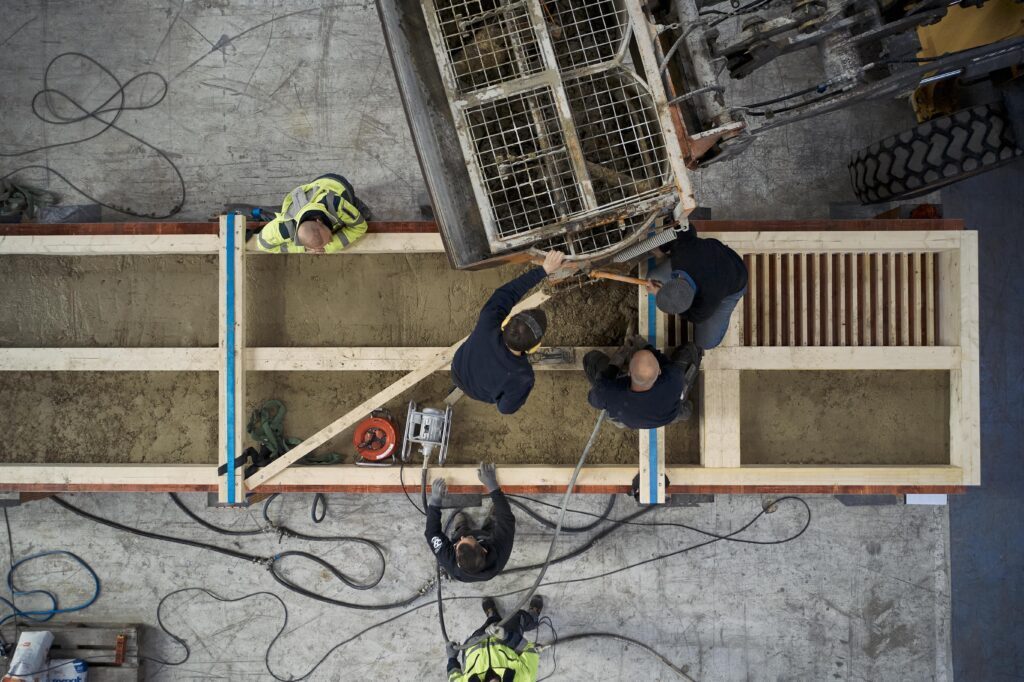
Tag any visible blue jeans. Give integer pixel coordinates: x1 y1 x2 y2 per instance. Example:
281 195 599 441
648 260 746 349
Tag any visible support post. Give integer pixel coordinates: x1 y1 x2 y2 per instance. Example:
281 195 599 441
218 215 246 504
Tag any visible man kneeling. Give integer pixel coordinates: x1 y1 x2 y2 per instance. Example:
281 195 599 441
584 338 695 429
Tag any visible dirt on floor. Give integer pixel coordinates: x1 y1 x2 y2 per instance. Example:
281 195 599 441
740 370 950 465
0 370 700 466
0 255 636 348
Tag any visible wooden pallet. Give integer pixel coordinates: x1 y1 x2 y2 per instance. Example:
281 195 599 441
4 624 140 681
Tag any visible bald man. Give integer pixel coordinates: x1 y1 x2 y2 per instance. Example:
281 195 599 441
584 338 691 429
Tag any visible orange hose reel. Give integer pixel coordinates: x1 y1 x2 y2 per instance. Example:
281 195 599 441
353 409 399 463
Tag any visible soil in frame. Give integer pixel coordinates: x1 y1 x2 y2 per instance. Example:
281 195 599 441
0 254 701 466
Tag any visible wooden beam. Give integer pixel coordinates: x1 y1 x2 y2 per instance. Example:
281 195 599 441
702 346 960 370
218 215 246 504
0 463 967 492
700 369 741 468
1 231 964 257
941 233 980 485
0 348 221 371
243 289 551 490
637 259 667 504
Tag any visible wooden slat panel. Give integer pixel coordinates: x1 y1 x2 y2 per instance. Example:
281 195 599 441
703 346 960 370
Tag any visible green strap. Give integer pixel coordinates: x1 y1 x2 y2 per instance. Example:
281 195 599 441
247 399 342 466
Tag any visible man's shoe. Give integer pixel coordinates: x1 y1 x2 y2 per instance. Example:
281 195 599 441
482 597 500 618
529 595 544 617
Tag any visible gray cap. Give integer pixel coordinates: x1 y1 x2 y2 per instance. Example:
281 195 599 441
655 277 695 314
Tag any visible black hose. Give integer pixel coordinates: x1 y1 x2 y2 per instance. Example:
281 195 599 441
509 494 616 534
421 468 453 645
52 496 428 611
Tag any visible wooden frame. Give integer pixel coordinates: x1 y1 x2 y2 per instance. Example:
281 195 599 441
0 224 980 496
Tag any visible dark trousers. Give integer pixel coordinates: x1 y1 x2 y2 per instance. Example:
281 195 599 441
467 610 539 651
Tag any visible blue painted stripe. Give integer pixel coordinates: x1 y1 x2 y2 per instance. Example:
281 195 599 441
225 213 237 504
646 255 659 502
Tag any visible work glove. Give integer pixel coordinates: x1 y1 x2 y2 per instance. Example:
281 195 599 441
429 478 447 507
445 641 460 659
478 462 500 492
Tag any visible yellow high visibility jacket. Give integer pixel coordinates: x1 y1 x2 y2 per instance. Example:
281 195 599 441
255 175 368 253
448 637 539 682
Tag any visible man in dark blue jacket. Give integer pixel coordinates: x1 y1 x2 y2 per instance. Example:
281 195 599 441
584 341 693 429
451 250 565 414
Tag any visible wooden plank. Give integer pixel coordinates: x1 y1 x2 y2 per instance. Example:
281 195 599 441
942 234 980 485
760 254 770 347
785 254 795 345
218 215 246 505
638 259 667 505
899 252 910 345
925 252 936 346
860 253 871 345
811 254 820 346
244 289 550 490
0 232 447 255
700 370 741 467
849 254 858 346
747 254 758 345
0 463 968 491
912 252 923 346
702 346 960 370
837 253 847 345
873 253 883 346
824 254 833 346
0 347 617 373
0 218 965 237
0 348 221 371
772 254 782 346
798 254 808 345
887 253 897 346
0 231 965 257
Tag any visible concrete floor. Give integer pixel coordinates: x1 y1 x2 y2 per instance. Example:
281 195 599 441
0 1 966 680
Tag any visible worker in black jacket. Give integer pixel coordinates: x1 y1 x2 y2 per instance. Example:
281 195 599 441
645 224 748 350
584 341 692 429
450 250 565 414
426 463 515 582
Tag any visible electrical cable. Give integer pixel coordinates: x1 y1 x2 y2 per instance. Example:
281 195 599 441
51 496 429 610
142 497 808 681
399 458 426 516
310 493 327 524
450 410 608 653
0 550 101 627
0 52 185 219
508 494 617 534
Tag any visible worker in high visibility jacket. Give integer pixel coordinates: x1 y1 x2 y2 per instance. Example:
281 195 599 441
253 173 369 253
445 596 545 682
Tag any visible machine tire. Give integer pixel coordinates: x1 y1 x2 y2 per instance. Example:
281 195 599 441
849 102 1024 204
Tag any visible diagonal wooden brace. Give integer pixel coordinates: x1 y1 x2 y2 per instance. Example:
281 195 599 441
244 289 551 490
